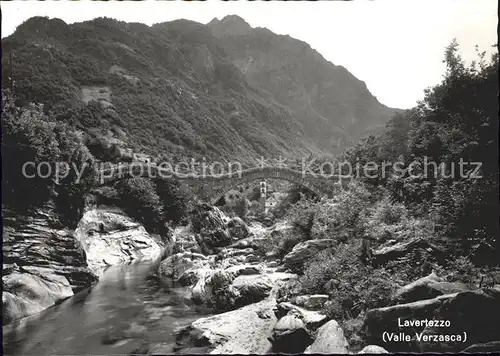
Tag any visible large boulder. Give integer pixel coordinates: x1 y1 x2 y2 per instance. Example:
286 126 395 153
418 288 500 353
227 217 251 241
75 209 163 275
191 269 236 309
158 252 210 286
174 298 278 354
190 204 231 254
304 320 349 354
362 293 457 352
372 237 445 266
270 311 313 353
171 225 202 254
3 212 97 293
358 345 389 353
191 269 219 306
294 294 329 310
393 273 469 304
191 269 274 311
274 302 329 330
224 264 263 276
229 275 274 308
461 341 500 353
283 239 336 272
2 210 97 323
363 288 500 353
2 267 73 323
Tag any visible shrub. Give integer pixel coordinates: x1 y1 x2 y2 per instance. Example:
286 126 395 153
270 184 316 219
2 92 97 227
309 181 371 241
94 186 120 205
442 256 482 287
286 194 320 239
253 229 303 260
52 126 97 227
232 198 249 220
371 196 408 225
155 179 191 226
300 242 398 320
275 232 302 260
115 178 165 234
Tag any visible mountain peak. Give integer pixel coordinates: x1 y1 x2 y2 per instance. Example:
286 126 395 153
208 15 253 37
16 16 69 35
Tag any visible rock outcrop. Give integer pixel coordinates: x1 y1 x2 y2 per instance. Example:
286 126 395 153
158 252 211 286
358 345 389 353
75 208 163 275
229 274 274 307
362 293 456 351
190 204 232 254
190 267 281 312
372 237 445 266
362 288 500 352
393 273 469 304
270 311 313 353
2 267 73 324
418 288 500 353
274 302 329 330
283 239 337 272
304 320 349 354
171 225 203 254
227 217 251 240
174 298 278 354
2 210 97 324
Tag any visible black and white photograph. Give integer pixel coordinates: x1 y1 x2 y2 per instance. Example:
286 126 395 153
1 0 499 354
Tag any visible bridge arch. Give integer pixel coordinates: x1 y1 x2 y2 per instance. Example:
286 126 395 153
204 172 324 205
95 163 346 203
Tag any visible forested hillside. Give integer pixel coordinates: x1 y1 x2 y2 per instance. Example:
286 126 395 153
2 16 396 163
343 40 499 261
209 15 397 153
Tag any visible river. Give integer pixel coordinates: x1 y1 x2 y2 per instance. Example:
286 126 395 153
2 260 213 356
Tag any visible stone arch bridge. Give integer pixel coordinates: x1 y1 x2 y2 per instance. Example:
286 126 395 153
97 163 350 204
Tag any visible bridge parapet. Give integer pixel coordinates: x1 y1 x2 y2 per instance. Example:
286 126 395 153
96 162 351 202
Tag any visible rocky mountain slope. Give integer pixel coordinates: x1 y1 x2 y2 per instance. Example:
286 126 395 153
209 15 397 152
2 15 396 162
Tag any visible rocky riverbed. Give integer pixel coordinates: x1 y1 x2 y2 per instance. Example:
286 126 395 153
148 204 386 354
4 203 500 354
2 206 164 324
150 204 500 354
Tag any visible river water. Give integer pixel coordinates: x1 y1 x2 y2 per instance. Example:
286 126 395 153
2 261 213 356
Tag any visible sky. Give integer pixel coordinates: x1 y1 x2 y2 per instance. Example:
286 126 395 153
1 0 497 109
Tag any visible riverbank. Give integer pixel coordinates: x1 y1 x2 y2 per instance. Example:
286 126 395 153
4 202 500 355
147 204 357 354
3 261 212 356
2 206 165 324
151 204 500 354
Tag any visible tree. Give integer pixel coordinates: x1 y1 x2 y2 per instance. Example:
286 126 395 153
341 40 499 260
116 178 164 233
233 198 248 219
2 90 97 227
155 178 190 225
53 125 97 227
